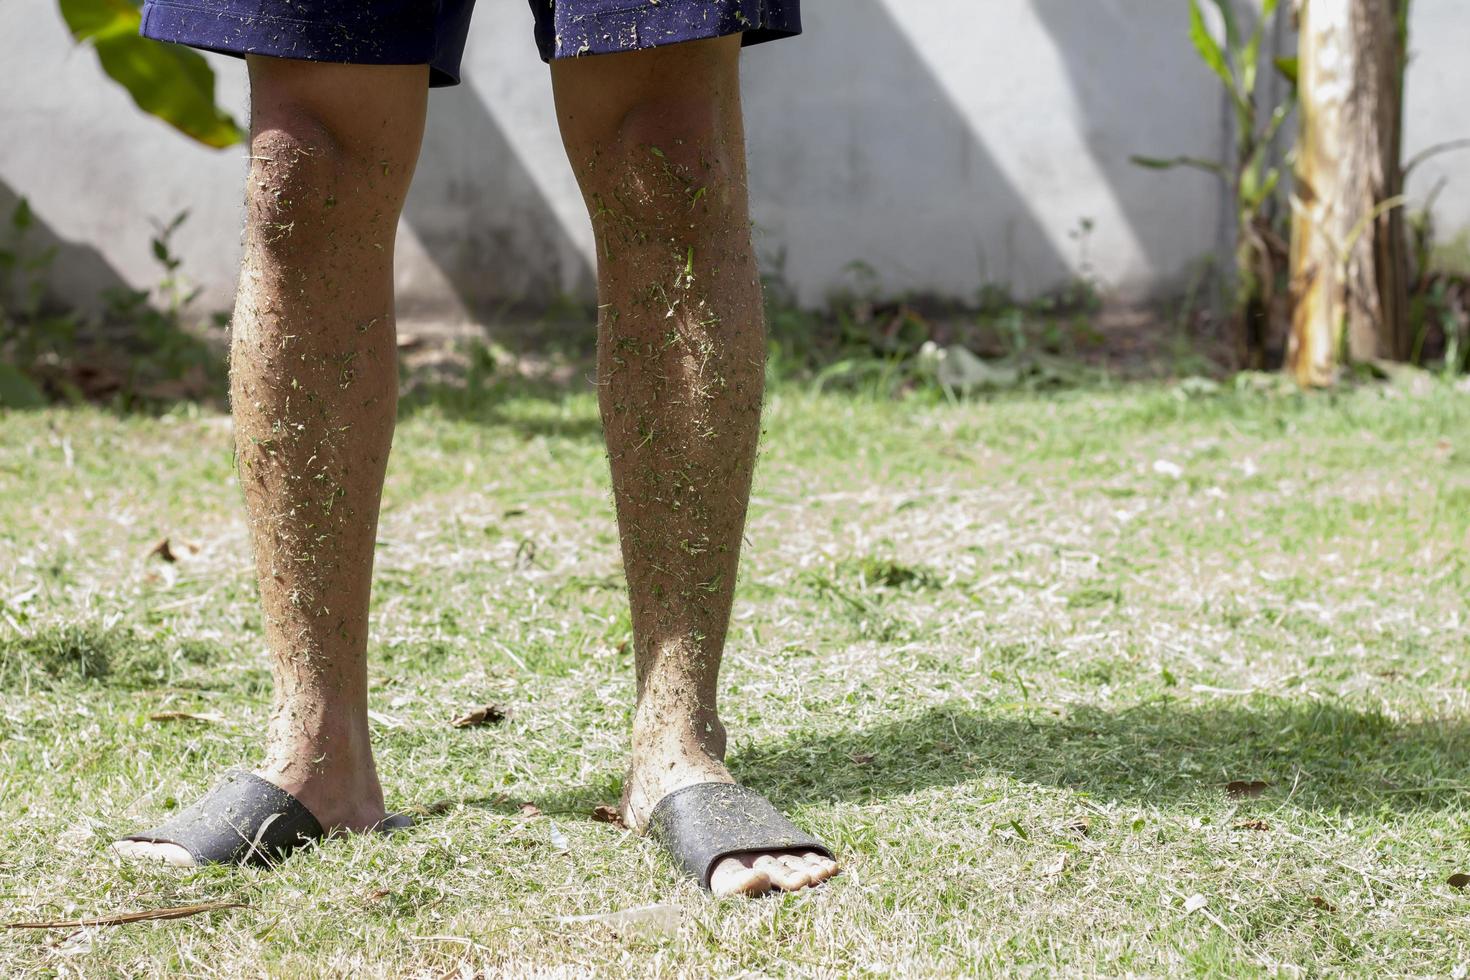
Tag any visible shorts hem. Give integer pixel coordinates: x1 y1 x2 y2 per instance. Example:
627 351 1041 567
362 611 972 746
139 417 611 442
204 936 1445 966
537 0 801 63
139 0 465 87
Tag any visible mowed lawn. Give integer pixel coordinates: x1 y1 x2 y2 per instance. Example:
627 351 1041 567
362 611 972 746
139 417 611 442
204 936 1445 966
2 373 1470 976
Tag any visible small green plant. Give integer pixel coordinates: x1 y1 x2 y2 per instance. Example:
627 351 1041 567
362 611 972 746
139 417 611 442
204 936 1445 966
1405 186 1470 377
1030 217 1103 318
100 210 222 390
0 200 223 406
0 199 77 407
1133 0 1296 367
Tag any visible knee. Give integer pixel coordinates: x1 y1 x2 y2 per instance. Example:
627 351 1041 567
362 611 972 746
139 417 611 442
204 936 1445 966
597 95 739 239
245 110 353 252
614 94 723 163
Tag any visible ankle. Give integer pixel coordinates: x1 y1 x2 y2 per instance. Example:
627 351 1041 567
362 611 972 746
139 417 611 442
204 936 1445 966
622 720 734 829
256 736 386 832
263 721 374 780
631 706 727 762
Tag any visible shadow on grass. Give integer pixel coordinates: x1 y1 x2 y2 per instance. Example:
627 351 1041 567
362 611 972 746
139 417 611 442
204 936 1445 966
398 373 605 442
538 699 1470 819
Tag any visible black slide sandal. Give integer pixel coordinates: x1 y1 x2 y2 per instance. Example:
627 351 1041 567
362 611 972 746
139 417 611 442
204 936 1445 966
646 782 834 891
118 770 411 865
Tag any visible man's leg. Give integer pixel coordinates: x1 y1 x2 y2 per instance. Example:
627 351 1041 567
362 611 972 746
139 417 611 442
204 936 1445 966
552 36 839 896
115 58 428 864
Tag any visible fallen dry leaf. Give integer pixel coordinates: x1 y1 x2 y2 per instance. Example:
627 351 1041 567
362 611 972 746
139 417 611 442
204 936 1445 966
1067 817 1093 837
145 537 199 564
848 752 876 766
8 901 245 929
1225 780 1269 798
148 711 226 725
1234 819 1271 831
1310 895 1336 912
519 802 542 818
450 704 507 728
591 805 626 828
1183 893 1207 914
1449 873 1470 889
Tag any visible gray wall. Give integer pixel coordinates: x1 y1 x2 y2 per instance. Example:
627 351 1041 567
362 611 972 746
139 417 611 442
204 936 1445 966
2 0 1467 324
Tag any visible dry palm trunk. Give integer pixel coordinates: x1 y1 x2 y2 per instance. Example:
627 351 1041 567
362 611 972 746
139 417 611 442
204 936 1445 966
1288 0 1410 386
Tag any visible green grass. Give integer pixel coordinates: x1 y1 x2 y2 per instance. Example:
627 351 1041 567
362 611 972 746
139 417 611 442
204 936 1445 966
3 374 1470 976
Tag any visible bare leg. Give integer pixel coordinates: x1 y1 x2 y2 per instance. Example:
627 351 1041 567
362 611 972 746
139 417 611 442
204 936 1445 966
115 58 428 864
552 37 838 896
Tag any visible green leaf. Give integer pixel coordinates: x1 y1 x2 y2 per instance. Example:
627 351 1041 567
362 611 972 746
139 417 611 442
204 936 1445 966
57 0 243 148
1242 30 1262 94
1274 55 1299 86
1242 0 1282 96
57 0 139 42
1129 154 1228 179
0 363 46 409
93 35 244 148
1240 163 1260 208
1188 0 1236 93
1130 155 1179 170
1259 166 1282 202
1206 0 1241 52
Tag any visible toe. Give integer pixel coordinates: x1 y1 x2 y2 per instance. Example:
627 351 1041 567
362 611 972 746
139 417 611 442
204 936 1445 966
800 850 840 884
777 853 818 889
710 856 772 897
756 854 812 891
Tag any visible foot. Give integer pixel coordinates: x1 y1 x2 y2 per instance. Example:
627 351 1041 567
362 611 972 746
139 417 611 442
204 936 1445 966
621 733 839 898
112 753 389 866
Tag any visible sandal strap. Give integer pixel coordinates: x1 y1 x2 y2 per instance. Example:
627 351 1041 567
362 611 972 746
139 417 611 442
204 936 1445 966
119 770 324 865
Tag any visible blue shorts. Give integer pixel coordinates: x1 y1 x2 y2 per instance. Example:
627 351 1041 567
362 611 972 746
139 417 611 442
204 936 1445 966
138 0 801 87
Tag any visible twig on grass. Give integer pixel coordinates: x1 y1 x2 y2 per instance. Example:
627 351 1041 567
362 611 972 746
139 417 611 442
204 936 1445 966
8 901 246 929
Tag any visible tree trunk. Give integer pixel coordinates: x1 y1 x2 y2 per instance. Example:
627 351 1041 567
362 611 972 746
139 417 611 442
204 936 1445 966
1288 0 1410 386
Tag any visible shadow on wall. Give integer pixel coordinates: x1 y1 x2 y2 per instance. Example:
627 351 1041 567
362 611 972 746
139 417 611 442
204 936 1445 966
402 80 595 322
1030 0 1229 285
742 0 1069 302
395 1 1231 314
402 0 1092 313
0 177 130 313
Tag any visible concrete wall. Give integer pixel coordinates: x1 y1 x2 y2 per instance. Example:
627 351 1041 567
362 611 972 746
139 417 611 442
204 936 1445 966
2 0 1467 323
